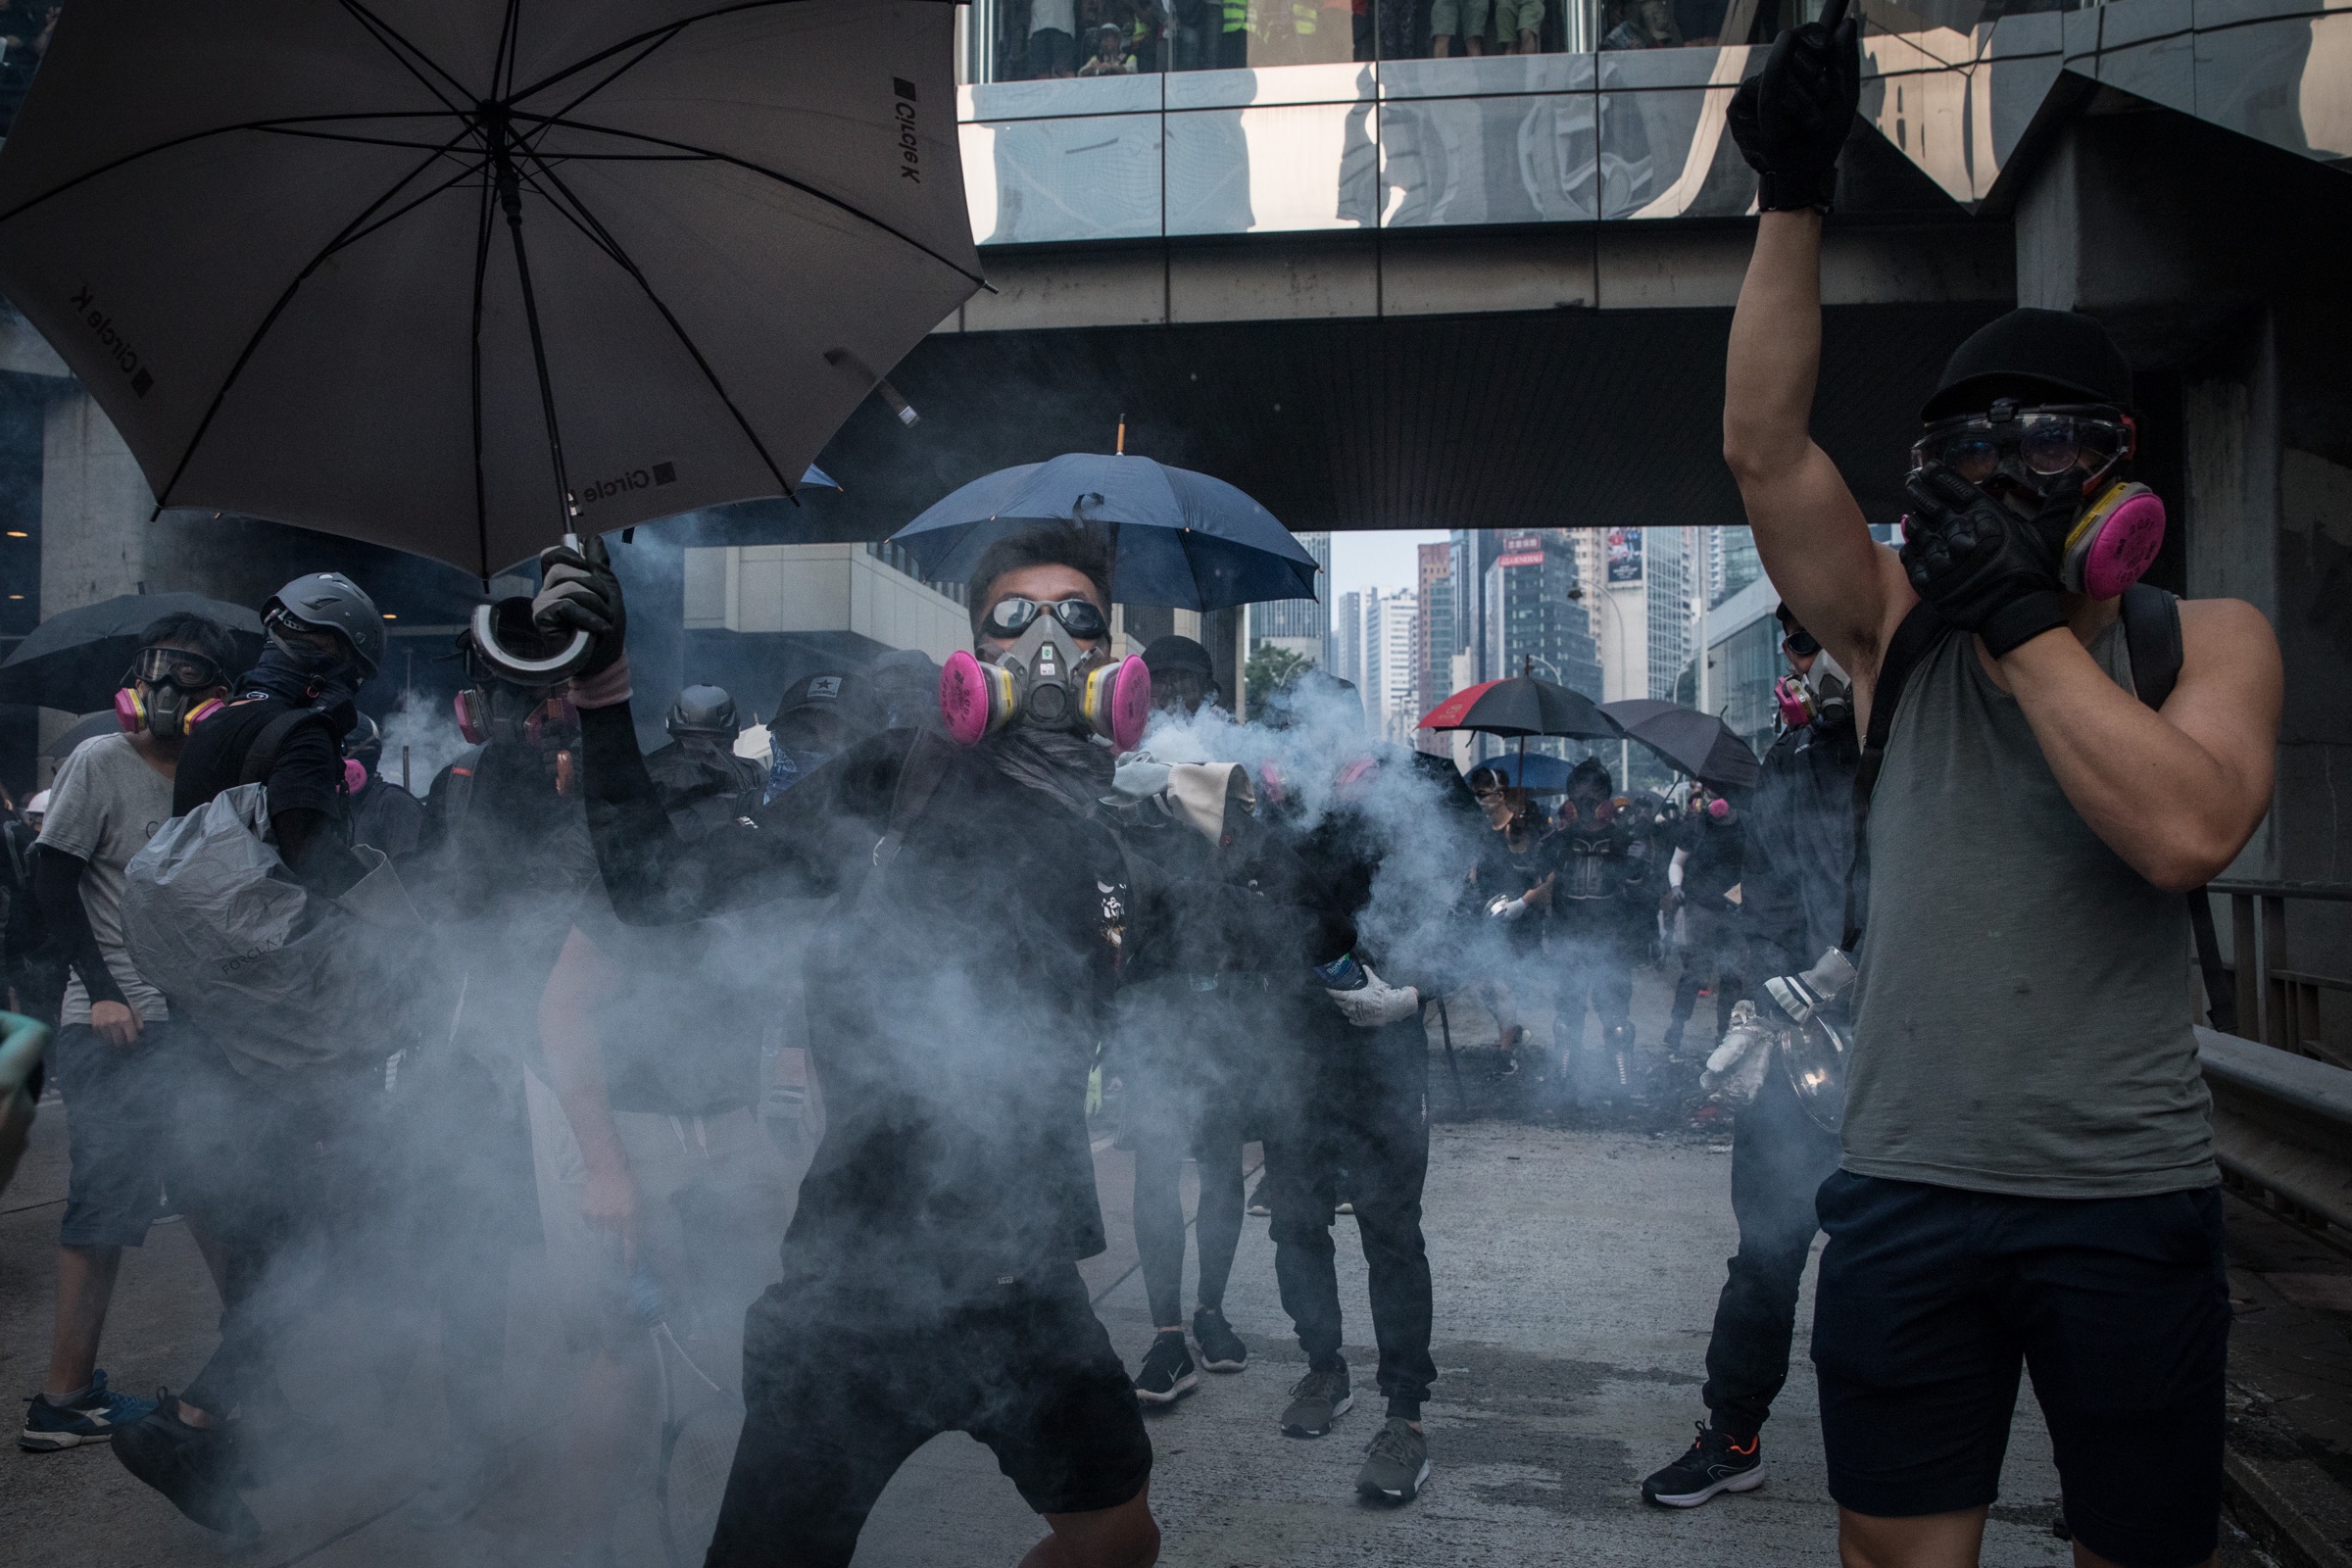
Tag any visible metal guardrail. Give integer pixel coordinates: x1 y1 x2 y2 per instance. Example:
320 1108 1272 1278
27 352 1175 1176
2207 880 2351 1067
2199 1027 2352 1239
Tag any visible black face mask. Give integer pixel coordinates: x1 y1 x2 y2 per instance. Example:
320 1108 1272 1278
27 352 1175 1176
247 633 360 714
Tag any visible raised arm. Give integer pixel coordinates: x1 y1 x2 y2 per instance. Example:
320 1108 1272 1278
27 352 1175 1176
2001 599 2281 890
1721 19 1913 703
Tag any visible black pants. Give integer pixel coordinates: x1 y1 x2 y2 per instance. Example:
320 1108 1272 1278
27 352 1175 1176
710 1264 1152 1566
1262 1011 1436 1406
1700 1059 1842 1438
1671 905 1745 1041
1125 979 1251 1329
167 1029 371 1418
1550 926 1635 1052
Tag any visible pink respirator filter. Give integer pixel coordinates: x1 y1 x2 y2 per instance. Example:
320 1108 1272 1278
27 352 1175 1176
2072 484 2168 600
940 650 995 747
1108 657 1151 752
344 758 368 795
114 688 142 732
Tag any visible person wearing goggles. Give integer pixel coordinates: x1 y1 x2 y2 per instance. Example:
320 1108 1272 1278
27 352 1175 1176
21 612 235 1465
1718 22 2278 1567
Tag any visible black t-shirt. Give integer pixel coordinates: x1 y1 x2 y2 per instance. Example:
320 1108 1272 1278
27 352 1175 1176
1677 809 1746 906
172 697 345 819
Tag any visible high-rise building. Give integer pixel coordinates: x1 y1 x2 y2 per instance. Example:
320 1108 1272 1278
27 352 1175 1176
1416 542 1454 751
1481 531 1600 760
1250 530 1332 665
1370 586 1421 748
1646 527 1693 702
1703 524 1762 609
1334 589 1362 691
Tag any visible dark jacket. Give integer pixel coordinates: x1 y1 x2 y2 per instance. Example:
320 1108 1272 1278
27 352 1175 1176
1741 710 1859 977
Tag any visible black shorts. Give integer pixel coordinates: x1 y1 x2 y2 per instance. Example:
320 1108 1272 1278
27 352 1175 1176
707 1261 1151 1568
1812 1171 2229 1568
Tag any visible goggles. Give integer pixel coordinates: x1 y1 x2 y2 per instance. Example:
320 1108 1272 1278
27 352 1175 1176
125 645 226 691
980 596 1108 643
1781 628 1821 659
1908 402 2133 499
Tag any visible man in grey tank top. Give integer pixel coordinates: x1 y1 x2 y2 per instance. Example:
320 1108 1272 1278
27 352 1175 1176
1714 22 2283 1568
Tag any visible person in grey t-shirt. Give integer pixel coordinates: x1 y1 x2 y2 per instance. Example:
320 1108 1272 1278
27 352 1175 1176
21 612 235 1455
1714 26 2281 1568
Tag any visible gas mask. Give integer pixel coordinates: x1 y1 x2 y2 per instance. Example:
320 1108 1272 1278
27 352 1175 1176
940 611 1150 751
1909 400 2167 598
1778 647 1854 729
454 682 577 751
115 646 226 740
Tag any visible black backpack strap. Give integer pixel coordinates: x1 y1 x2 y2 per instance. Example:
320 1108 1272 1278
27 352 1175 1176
238 707 334 790
2120 584 2182 710
1840 602 1953 954
2122 586 2234 1028
871 729 956 867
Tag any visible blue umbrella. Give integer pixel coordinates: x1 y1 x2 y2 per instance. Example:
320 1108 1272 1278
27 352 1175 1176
1466 753 1573 793
889 453 1320 612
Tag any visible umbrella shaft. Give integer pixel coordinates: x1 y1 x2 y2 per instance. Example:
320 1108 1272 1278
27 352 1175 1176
495 152 574 530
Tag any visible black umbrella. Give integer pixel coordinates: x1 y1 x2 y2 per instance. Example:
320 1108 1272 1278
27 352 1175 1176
1600 699 1762 791
0 2 980 577
0 593 263 714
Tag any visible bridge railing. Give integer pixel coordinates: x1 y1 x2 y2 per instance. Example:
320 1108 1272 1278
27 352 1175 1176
2207 879 2352 1067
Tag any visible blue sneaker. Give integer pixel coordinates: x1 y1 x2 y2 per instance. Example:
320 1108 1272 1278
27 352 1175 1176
20 1370 159 1450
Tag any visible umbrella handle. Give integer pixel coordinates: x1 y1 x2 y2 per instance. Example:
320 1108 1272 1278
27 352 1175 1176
469 528 594 682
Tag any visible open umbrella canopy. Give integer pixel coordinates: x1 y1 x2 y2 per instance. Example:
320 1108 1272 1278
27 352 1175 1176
39 710 122 760
0 592 264 713
891 453 1319 612
1462 752 1574 793
1600 699 1762 791
0 1 980 577
1419 676 1623 741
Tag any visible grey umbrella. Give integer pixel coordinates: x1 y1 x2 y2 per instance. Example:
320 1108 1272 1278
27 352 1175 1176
0 591 263 713
39 710 122 760
0 1 980 578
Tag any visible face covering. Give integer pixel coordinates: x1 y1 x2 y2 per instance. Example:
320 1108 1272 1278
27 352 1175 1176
940 612 1150 752
245 634 359 716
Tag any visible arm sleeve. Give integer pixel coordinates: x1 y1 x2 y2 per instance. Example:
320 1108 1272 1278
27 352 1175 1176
577 704 845 925
29 845 127 1009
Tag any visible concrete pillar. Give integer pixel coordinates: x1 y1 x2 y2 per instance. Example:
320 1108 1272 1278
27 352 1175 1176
39 386 154 612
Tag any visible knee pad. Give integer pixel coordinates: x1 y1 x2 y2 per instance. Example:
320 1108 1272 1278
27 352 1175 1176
1605 1023 1635 1051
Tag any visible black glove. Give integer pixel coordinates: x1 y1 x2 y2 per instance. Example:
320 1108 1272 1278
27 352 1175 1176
533 533 626 676
1898 464 2071 657
1727 16 1861 212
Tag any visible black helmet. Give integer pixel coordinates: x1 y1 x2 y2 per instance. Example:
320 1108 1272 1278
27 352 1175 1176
666 684 737 738
343 711 382 761
265 572 384 678
1140 635 1215 679
1567 757 1613 797
1922 309 2133 421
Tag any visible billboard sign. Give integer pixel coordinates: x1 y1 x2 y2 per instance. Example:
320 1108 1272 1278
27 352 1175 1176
1606 527 1642 584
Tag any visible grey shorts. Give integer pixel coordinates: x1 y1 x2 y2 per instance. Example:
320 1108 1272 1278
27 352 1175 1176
54 1019 178 1249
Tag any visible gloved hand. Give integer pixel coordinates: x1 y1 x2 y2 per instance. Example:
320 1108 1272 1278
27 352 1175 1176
1727 15 1861 213
1324 961 1422 1029
534 533 627 676
1898 464 2072 657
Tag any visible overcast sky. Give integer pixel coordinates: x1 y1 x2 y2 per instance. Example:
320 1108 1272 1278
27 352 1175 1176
1325 528 1450 602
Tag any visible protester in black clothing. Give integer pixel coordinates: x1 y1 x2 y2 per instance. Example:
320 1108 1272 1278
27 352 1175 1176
1463 763 1552 1073
1642 608 1854 1509
1662 784 1747 1054
343 713 426 861
1120 634 1255 1406
764 670 864 801
1 800 62 1030
114 572 385 1541
1547 759 1651 1102
642 683 765 835
1255 745 1447 1505
530 522 1335 1568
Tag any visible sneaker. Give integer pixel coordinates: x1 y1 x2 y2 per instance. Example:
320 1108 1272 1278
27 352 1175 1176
1335 1200 1354 1215
20 1370 157 1450
112 1394 261 1542
1133 1332 1199 1405
1280 1366 1352 1437
1662 1020 1687 1053
1356 1417 1431 1502
1246 1178 1271 1217
1194 1307 1248 1372
1641 1422 1763 1507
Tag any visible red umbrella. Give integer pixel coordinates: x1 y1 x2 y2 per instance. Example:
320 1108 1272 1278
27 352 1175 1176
1419 665 1622 781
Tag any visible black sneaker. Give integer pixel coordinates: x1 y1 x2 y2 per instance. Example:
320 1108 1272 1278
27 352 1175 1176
1194 1307 1247 1372
1356 1416 1430 1502
1641 1422 1763 1507
1280 1366 1352 1437
1246 1178 1270 1217
1133 1332 1199 1405
20 1370 157 1450
112 1395 261 1543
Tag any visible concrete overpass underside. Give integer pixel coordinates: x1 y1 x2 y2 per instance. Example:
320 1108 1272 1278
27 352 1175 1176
776 224 2012 544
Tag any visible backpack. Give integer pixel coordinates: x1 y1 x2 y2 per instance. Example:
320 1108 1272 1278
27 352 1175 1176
122 710 446 1084
1844 586 2233 1027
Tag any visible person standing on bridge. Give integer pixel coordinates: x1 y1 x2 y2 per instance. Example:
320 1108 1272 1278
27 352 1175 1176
1719 18 2281 1568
